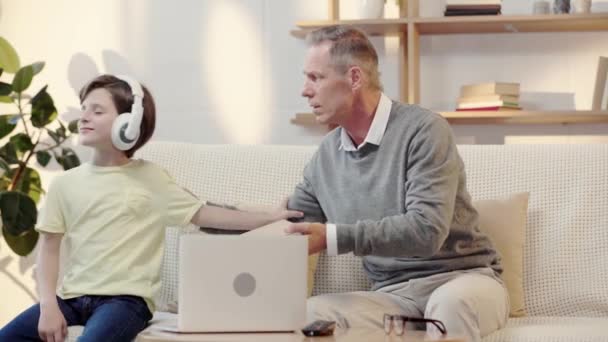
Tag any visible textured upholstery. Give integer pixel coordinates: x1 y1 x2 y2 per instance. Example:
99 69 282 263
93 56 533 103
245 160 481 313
67 142 608 341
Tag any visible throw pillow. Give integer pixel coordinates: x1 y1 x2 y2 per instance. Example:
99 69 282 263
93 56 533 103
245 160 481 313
474 192 529 317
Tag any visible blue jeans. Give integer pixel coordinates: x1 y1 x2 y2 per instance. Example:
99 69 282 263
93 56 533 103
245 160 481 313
0 295 152 341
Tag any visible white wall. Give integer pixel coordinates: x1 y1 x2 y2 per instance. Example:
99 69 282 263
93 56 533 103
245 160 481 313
1 0 607 147
1 0 607 325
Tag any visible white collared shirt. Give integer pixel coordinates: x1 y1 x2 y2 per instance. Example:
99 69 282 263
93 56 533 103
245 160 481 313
326 92 392 256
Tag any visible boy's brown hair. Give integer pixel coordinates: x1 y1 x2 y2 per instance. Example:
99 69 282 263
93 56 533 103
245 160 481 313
79 74 156 158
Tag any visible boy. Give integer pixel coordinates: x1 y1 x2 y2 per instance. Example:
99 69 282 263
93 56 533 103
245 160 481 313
0 74 301 342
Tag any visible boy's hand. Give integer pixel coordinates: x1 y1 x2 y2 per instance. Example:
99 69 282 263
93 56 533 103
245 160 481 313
273 197 304 221
39 302 67 342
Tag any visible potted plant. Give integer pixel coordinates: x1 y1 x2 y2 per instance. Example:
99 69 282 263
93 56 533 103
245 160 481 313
0 37 80 256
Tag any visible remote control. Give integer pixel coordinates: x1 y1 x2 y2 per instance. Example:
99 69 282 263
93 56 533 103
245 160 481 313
301 320 336 337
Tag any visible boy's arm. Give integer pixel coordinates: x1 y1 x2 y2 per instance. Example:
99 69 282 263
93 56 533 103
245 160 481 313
37 232 68 341
190 201 303 231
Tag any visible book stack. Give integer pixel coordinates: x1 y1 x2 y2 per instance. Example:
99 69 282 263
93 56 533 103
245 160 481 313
445 0 502 16
456 82 521 111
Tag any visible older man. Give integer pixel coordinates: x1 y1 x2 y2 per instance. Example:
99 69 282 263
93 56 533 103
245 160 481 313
287 26 509 342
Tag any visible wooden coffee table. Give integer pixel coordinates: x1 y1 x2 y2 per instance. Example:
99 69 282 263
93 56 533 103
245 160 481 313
136 328 465 342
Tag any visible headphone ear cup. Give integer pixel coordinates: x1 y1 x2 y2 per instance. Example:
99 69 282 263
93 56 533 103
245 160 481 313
111 113 139 151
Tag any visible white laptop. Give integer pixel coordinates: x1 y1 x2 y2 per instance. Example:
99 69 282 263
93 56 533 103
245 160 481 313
171 224 308 333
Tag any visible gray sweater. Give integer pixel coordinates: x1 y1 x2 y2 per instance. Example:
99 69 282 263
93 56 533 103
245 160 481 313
288 101 501 290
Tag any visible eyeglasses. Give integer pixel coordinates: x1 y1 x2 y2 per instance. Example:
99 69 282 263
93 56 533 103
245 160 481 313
383 314 447 336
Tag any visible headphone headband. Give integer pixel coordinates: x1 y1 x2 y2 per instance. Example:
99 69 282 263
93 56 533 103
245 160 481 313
115 75 144 98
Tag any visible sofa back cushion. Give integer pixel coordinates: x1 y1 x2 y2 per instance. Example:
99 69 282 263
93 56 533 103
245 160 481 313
459 144 608 317
137 142 608 318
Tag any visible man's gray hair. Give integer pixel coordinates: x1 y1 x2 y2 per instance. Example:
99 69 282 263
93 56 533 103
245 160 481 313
306 26 383 91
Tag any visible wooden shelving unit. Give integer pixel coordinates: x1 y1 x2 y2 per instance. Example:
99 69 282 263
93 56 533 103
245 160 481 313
292 111 608 126
414 13 608 34
292 13 608 37
292 19 408 38
290 0 608 126
440 110 608 124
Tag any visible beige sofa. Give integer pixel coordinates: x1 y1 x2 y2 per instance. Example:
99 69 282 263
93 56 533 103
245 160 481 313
68 142 608 341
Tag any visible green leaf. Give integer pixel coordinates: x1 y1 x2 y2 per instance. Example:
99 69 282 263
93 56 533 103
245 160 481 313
0 156 9 173
0 96 12 103
0 158 9 184
31 86 57 128
47 129 60 144
56 121 66 138
0 176 10 191
31 62 44 76
68 119 79 133
2 226 39 256
12 167 42 204
0 82 11 96
58 148 80 170
36 151 51 167
0 37 21 73
0 115 17 139
0 142 18 164
0 191 37 236
9 133 34 153
12 65 33 93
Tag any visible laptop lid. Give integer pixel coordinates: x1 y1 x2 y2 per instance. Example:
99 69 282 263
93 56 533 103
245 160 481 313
178 234 307 332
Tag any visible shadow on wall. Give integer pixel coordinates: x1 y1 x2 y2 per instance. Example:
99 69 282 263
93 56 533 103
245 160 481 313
130 1 226 144
0 243 37 302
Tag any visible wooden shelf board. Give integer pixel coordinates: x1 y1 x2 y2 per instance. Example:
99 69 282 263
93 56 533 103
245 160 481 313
414 13 608 34
291 111 608 126
292 19 408 38
291 14 608 37
440 110 608 124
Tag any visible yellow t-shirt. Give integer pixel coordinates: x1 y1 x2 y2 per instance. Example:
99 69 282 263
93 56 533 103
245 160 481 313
35 159 204 312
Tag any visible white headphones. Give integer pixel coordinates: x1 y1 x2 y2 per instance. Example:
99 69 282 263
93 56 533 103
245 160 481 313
111 75 144 151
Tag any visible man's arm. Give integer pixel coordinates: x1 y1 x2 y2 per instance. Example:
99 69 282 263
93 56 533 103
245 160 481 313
289 116 459 258
288 163 327 224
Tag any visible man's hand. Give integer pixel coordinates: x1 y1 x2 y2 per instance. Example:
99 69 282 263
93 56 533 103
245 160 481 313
286 222 327 255
272 197 304 221
38 302 67 342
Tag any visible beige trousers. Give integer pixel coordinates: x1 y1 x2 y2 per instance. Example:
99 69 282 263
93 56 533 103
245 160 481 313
307 267 509 342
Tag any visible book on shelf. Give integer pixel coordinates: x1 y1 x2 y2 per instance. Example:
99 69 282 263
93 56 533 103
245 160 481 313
458 94 519 103
445 9 501 16
445 0 501 15
460 82 520 97
445 4 501 10
457 100 519 109
446 0 501 4
455 106 522 111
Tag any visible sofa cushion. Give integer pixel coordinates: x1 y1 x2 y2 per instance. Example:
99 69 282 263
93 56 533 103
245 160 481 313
138 143 608 318
482 316 608 341
459 145 608 317
475 192 529 317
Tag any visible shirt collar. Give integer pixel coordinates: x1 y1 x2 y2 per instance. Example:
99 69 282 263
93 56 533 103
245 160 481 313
339 92 392 151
